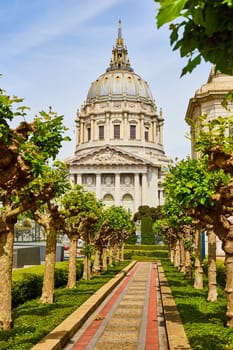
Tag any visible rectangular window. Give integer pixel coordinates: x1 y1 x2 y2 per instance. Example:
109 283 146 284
114 124 120 139
145 130 149 141
87 127 91 141
130 125 136 139
99 125 104 140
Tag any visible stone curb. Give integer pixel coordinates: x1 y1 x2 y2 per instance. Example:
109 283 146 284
157 261 191 350
31 260 137 350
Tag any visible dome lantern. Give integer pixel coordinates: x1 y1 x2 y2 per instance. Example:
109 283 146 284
107 19 134 73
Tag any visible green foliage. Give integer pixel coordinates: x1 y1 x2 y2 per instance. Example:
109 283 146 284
141 216 155 244
162 259 233 350
155 0 233 75
195 115 233 155
164 156 230 209
12 273 43 308
125 244 168 251
12 261 83 308
133 205 163 222
125 232 137 244
124 244 169 261
103 205 136 242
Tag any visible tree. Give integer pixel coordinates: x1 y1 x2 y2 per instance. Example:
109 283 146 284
163 156 230 295
155 0 233 76
195 116 233 325
61 185 102 287
160 198 194 278
0 89 69 329
105 206 135 265
77 192 103 280
33 161 71 303
134 205 163 244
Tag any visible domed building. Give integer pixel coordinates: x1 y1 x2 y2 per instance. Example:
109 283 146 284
185 67 233 159
67 21 170 214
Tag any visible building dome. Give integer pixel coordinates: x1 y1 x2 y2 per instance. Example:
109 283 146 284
87 70 153 104
75 20 166 160
86 19 154 105
67 20 170 214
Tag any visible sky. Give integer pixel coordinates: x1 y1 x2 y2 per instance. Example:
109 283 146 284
0 0 212 161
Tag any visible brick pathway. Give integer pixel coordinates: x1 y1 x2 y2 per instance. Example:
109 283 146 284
64 262 166 350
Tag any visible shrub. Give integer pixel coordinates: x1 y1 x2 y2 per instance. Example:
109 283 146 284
12 261 83 307
141 216 154 244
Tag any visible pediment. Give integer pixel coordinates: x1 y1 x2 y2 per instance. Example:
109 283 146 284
70 146 150 166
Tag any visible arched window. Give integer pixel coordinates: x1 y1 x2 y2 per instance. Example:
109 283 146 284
122 194 134 214
103 194 114 208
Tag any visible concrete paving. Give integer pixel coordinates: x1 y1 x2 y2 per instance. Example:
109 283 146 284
31 261 191 350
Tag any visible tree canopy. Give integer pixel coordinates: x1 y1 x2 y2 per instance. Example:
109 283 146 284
155 0 233 76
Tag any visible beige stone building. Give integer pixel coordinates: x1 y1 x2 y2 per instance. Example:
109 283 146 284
185 67 233 256
67 21 170 214
185 67 233 159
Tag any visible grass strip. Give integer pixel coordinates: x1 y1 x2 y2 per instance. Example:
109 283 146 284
161 259 233 350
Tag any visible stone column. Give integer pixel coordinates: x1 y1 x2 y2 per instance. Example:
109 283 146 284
142 173 148 205
152 120 156 142
96 174 101 199
134 173 141 211
80 121 85 144
115 173 121 205
105 113 110 142
76 174 82 185
123 112 128 140
91 116 95 141
139 114 144 140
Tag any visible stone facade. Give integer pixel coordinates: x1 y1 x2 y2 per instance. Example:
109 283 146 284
67 21 170 214
185 67 233 159
185 67 233 257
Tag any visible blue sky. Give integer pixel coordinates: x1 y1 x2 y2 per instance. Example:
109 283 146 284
0 0 211 161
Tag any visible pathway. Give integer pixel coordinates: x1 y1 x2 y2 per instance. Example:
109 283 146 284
64 262 168 350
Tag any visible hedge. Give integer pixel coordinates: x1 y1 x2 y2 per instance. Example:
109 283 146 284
12 261 83 308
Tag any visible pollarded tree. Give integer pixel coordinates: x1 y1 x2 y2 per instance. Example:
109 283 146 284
164 155 230 298
77 191 103 281
60 185 102 288
195 116 233 325
92 206 135 273
33 161 71 303
155 0 233 76
92 220 112 274
105 206 135 265
162 200 193 274
0 90 69 329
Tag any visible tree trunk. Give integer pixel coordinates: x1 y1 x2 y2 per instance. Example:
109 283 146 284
120 243 124 261
170 243 175 264
102 248 108 271
115 244 120 263
67 236 78 289
184 248 192 279
184 226 192 279
109 245 113 266
0 228 14 330
83 255 91 280
194 225 203 289
207 225 218 302
225 252 233 326
174 240 180 268
179 238 185 273
40 226 57 303
92 249 101 274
